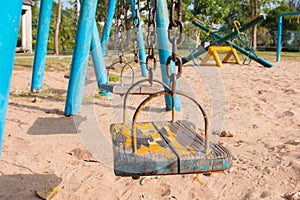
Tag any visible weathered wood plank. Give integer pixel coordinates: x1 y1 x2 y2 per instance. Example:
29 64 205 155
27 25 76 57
110 120 232 177
153 121 232 174
110 122 178 176
99 84 162 95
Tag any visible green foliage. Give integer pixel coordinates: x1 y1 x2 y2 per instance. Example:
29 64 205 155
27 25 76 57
263 2 300 31
31 2 40 48
29 0 299 54
109 74 120 82
60 7 77 50
31 0 76 53
193 0 249 24
285 0 300 10
48 1 77 52
95 0 109 33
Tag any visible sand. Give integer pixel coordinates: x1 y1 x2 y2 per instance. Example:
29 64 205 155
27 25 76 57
0 60 299 200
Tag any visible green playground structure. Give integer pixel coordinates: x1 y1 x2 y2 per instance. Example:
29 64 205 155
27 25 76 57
183 14 274 68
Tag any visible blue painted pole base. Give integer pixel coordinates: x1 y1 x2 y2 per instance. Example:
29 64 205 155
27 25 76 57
31 0 53 91
64 0 99 116
0 0 23 159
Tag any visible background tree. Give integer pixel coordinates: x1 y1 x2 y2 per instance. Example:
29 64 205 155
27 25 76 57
54 0 62 55
286 0 300 10
192 0 249 46
59 6 78 52
250 0 261 48
263 1 300 32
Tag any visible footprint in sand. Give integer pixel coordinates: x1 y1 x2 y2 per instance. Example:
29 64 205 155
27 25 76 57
69 148 98 162
275 111 294 118
161 184 171 197
260 190 272 198
285 191 300 200
139 194 152 200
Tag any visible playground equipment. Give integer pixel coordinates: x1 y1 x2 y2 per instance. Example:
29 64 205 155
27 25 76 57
0 0 232 178
0 0 23 158
101 0 148 76
110 0 232 179
94 0 180 110
97 0 160 95
98 61 160 95
283 31 300 51
27 0 181 114
111 81 232 178
276 12 300 62
201 46 241 67
184 15 274 68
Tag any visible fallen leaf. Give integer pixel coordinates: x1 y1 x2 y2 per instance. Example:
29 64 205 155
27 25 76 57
69 148 98 162
285 191 300 200
220 131 233 137
35 186 64 200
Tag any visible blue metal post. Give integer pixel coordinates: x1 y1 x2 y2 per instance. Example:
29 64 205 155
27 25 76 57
0 0 23 158
276 15 283 62
65 0 99 116
31 0 53 91
155 0 181 111
276 12 300 62
91 22 112 97
101 0 117 56
130 0 148 76
77 0 111 97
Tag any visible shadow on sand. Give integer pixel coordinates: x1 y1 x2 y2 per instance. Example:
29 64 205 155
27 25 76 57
0 173 62 200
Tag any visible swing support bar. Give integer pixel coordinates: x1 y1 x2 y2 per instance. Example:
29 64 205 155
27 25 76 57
276 12 300 62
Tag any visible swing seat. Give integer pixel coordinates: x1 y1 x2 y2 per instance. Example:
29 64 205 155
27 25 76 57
98 83 162 95
99 61 163 95
111 120 232 177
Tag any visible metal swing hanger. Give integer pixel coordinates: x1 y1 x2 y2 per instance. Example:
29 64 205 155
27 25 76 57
117 0 126 64
132 0 140 63
109 0 233 180
98 0 162 95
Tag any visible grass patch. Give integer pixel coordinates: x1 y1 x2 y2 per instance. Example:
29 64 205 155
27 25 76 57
178 48 300 63
14 56 72 71
109 75 120 82
257 51 300 61
10 90 65 104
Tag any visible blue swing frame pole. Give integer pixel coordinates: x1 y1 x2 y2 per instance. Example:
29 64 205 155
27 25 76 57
276 12 300 62
91 21 112 97
31 0 53 91
101 0 117 56
65 0 99 116
77 0 111 97
0 0 23 158
155 0 181 111
130 0 148 77
276 15 283 62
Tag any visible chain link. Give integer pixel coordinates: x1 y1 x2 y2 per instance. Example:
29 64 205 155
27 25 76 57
132 0 140 63
166 0 184 80
170 0 182 26
117 0 126 63
73 0 78 26
146 0 158 77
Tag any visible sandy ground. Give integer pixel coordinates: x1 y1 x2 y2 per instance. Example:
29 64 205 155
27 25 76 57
0 59 299 200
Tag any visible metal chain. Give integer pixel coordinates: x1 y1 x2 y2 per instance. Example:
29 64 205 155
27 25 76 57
132 0 140 63
146 0 158 83
117 0 126 63
166 0 184 80
73 0 78 26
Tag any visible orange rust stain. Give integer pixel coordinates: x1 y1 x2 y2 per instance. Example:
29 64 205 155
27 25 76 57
154 122 196 155
137 143 175 159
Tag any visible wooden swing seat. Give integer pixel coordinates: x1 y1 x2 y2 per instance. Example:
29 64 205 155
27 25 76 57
110 120 232 177
98 83 162 95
